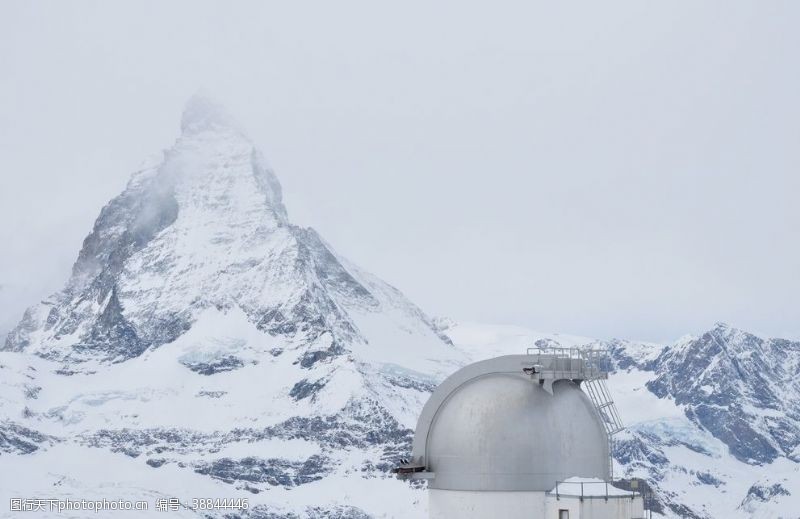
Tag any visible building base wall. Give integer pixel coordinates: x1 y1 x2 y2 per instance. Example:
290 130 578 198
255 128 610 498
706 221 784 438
429 489 547 519
429 489 645 519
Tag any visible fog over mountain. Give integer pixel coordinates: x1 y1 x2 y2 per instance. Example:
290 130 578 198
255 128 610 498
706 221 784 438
2 1 799 343
2 3 798 519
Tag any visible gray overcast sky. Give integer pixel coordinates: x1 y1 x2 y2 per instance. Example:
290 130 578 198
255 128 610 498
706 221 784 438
1 1 798 343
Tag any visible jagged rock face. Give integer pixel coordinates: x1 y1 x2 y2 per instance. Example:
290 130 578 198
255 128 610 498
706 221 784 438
0 422 55 455
3 96 448 365
594 324 800 518
645 323 800 464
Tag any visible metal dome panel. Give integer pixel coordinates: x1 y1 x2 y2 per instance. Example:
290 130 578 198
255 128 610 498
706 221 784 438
408 355 611 491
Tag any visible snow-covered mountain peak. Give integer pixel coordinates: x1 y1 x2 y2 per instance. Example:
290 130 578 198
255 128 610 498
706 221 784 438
644 323 800 466
168 102 288 226
1 97 465 516
4 98 456 374
708 321 750 342
180 93 242 136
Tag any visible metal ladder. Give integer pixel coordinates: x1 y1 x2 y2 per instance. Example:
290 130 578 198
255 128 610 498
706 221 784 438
582 376 624 478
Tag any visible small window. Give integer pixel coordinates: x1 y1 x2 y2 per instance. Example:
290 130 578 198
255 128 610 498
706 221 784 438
558 510 569 519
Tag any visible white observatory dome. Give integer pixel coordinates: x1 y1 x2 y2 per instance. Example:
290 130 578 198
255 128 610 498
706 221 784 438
414 355 610 491
398 354 646 519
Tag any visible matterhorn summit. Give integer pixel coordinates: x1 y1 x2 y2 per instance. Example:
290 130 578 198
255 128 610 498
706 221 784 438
180 94 245 134
5 96 457 371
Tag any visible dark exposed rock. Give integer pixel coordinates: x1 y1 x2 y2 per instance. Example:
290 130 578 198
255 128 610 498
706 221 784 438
146 458 166 468
54 367 94 376
665 502 707 519
194 455 330 487
229 507 301 519
534 337 561 349
304 506 372 519
23 385 41 399
289 379 326 401
79 398 412 478
225 505 373 519
82 428 218 457
696 471 724 487
296 342 346 369
256 400 413 451
292 227 375 307
605 338 660 372
644 323 800 464
197 390 228 398
4 166 180 360
381 373 436 393
75 287 150 361
685 405 779 463
0 422 55 455
740 483 790 506
614 432 670 472
182 355 245 375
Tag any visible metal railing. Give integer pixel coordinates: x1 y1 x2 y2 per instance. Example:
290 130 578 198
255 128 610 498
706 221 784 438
549 480 655 519
583 377 625 435
525 346 612 379
551 480 640 501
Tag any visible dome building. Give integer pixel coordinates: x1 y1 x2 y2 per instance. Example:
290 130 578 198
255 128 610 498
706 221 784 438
397 349 647 519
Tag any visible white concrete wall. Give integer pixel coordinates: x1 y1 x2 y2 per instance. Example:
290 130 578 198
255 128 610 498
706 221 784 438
430 489 644 519
545 496 581 519
429 489 547 519
579 497 645 519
